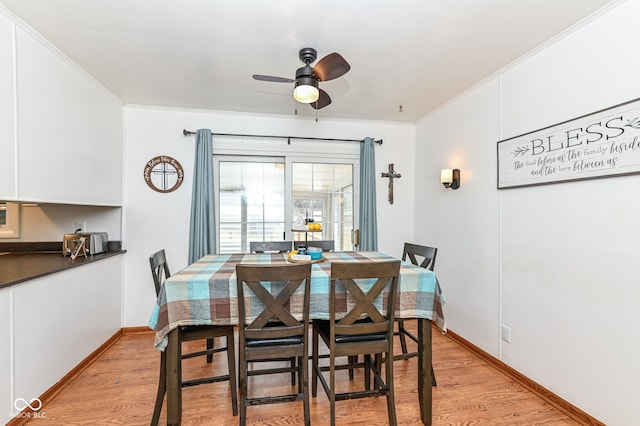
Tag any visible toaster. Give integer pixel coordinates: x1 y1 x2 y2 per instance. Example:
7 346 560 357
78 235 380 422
63 232 108 256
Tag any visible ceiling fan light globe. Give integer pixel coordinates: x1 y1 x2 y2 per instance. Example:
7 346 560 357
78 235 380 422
293 76 319 103
294 84 319 104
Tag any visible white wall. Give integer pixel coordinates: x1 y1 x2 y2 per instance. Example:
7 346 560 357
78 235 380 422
415 79 502 353
122 106 416 326
15 203 122 242
415 1 640 424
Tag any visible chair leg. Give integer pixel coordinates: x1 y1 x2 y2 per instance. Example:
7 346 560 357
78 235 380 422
348 355 356 379
311 326 318 397
397 320 409 355
206 338 214 363
151 351 166 426
297 355 303 393
300 354 311 426
363 354 371 390
329 352 336 426
385 349 397 426
431 364 437 386
226 333 239 416
239 348 247 426
291 357 296 386
374 354 383 390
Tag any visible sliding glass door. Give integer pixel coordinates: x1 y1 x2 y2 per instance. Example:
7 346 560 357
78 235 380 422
218 158 285 253
216 156 357 253
291 162 354 250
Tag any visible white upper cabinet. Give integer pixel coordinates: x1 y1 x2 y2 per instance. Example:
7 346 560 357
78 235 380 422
0 6 123 206
0 13 16 200
15 27 123 205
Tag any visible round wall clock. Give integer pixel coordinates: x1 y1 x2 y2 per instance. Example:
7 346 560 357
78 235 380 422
143 155 185 193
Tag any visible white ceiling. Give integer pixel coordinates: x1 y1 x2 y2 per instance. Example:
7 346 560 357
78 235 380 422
0 0 618 122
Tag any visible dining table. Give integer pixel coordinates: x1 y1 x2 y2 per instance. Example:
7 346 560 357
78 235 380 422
149 250 446 425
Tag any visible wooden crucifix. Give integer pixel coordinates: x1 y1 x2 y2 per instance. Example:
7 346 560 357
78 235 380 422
381 163 401 204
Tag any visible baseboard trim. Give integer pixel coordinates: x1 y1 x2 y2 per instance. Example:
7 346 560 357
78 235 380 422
122 325 154 335
7 328 124 426
443 328 604 426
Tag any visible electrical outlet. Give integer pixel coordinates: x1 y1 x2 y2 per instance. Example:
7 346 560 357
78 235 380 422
501 325 511 343
74 221 86 232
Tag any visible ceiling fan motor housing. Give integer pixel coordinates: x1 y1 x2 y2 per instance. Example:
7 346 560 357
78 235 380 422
299 47 317 64
296 46 317 83
295 65 318 96
295 65 314 80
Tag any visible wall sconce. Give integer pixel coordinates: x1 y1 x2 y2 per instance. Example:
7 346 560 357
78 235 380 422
440 168 460 190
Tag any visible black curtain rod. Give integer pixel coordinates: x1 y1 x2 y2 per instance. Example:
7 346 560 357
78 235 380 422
182 129 383 145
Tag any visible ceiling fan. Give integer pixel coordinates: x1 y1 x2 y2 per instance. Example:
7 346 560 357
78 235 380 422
252 47 350 110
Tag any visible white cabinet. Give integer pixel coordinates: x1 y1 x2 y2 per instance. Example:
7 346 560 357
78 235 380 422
15 27 123 205
0 8 123 205
0 13 16 199
0 289 11 425
1 256 122 424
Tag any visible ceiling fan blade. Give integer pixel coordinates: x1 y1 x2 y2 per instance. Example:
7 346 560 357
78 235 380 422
310 88 331 110
312 53 351 82
252 74 294 83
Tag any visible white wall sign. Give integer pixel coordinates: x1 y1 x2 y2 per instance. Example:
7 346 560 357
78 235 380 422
497 98 640 189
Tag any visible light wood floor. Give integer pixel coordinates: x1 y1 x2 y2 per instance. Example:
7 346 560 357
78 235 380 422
23 325 581 425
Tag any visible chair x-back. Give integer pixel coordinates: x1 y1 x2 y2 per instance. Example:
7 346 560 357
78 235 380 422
397 242 438 385
249 240 292 253
312 260 401 426
402 242 437 270
235 262 312 426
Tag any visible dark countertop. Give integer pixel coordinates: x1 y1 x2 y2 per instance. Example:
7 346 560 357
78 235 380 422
0 250 126 289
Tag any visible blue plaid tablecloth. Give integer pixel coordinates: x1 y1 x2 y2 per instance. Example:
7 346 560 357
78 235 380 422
149 251 446 350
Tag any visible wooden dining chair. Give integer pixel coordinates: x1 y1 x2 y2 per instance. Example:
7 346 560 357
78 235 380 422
249 240 293 253
149 250 238 425
235 262 312 426
397 242 438 385
312 260 400 426
249 240 299 383
294 239 335 252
